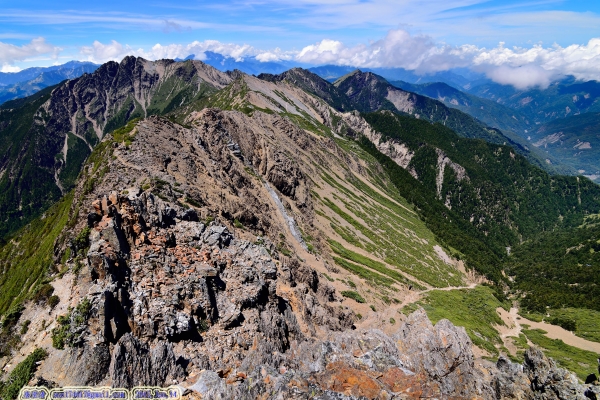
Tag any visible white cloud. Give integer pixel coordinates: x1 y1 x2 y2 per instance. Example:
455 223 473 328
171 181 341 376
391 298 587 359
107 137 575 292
472 39 600 84
484 65 559 90
255 48 294 63
80 40 138 63
295 30 600 89
79 39 260 64
1 64 21 72
0 37 60 67
79 32 600 89
295 31 479 72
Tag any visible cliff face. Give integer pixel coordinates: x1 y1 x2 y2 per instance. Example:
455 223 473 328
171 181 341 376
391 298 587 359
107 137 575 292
42 57 231 190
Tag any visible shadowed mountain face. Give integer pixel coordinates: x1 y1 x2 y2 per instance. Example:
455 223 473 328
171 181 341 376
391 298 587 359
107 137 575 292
332 70 526 145
263 68 524 148
272 68 577 175
389 80 531 135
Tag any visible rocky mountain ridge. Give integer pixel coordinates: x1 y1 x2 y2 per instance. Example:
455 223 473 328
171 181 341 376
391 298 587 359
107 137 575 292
307 68 563 174
2 111 597 398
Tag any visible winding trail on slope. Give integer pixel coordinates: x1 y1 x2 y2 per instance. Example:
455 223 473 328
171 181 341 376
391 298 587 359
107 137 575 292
498 307 600 353
398 282 478 309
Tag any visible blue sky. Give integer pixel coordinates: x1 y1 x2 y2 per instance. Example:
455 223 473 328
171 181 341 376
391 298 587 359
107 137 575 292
1 0 600 87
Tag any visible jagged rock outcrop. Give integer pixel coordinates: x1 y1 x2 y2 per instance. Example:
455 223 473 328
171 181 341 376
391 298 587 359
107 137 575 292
31 177 354 387
110 334 185 387
491 348 595 400
181 315 493 399
394 308 492 398
524 347 587 399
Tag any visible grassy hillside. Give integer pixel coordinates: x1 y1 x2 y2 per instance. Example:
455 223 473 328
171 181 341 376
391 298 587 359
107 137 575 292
357 111 600 281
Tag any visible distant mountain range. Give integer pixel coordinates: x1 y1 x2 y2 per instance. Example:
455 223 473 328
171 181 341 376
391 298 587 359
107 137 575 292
0 61 99 105
308 65 489 89
180 51 296 76
2 55 599 182
387 77 600 182
528 112 600 180
466 77 600 125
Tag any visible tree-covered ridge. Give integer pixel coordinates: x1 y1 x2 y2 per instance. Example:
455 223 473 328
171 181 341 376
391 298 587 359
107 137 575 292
507 221 600 312
359 111 600 280
356 134 504 281
0 85 63 242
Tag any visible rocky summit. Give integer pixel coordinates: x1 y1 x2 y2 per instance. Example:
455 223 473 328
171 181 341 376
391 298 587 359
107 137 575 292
1 57 600 400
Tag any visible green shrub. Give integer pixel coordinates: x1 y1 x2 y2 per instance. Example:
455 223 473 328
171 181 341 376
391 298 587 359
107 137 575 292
47 295 59 309
51 314 69 350
51 298 91 349
20 320 30 335
1 304 24 333
0 348 47 400
548 317 577 332
73 226 91 252
32 284 54 304
197 319 210 333
111 118 139 146
341 290 366 303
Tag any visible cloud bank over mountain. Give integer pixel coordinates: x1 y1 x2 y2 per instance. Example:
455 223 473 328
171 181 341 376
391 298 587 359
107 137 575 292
0 38 61 72
293 30 600 89
4 29 600 89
